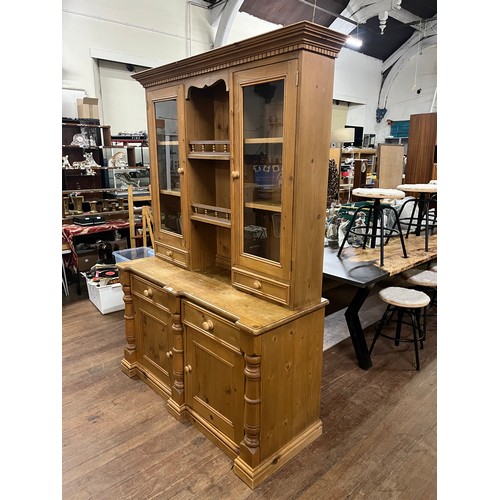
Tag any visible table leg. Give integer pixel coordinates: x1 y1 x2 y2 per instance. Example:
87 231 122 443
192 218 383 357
344 285 373 370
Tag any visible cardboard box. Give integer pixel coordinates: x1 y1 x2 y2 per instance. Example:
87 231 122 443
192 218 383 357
113 247 155 263
77 97 99 120
86 278 124 314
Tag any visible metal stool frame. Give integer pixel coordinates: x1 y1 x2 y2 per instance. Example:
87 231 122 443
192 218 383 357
398 193 437 252
337 199 408 267
369 303 428 371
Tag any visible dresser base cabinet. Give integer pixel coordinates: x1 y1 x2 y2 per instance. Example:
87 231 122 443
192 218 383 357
118 259 326 488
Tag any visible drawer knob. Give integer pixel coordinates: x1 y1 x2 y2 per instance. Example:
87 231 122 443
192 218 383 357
166 250 173 257
143 288 153 297
166 351 173 358
185 365 192 373
202 319 214 332
177 167 184 174
231 171 240 179
253 280 262 290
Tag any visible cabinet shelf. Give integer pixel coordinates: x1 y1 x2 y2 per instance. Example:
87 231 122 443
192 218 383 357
244 137 283 144
62 165 149 171
160 189 181 197
244 201 282 212
62 187 146 195
188 152 230 160
188 140 230 160
190 203 231 228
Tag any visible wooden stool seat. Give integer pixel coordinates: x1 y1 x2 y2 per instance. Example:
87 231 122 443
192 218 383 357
353 187 406 200
397 183 438 194
371 286 431 370
379 286 430 308
406 270 437 288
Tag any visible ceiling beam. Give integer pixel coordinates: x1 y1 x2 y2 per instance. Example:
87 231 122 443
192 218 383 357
213 0 244 48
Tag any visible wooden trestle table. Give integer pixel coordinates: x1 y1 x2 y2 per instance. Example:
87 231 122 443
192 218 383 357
322 233 437 370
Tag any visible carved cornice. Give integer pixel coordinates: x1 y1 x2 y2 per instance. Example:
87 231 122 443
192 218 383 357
133 21 347 88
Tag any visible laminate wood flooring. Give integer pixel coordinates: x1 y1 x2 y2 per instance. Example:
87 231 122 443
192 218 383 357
62 280 436 499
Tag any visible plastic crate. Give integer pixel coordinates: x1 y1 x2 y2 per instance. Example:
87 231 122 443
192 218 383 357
86 279 124 314
113 246 155 262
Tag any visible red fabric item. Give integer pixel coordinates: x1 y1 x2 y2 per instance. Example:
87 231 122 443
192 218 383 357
62 220 129 271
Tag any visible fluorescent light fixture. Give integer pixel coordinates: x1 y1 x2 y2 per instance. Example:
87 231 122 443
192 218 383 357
346 36 362 49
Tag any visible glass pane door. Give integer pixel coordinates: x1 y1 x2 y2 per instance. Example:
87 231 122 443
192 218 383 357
242 80 284 263
155 99 182 235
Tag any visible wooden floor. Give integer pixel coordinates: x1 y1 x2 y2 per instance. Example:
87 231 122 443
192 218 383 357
62 277 436 499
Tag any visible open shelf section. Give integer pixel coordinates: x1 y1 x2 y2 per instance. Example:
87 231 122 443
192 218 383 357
190 203 231 228
188 140 230 160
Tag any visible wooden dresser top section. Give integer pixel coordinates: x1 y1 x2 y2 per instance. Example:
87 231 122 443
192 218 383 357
132 21 347 88
118 258 326 334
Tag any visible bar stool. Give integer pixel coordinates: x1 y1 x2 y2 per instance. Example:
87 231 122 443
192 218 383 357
337 188 408 267
397 183 438 252
404 268 437 322
370 286 430 371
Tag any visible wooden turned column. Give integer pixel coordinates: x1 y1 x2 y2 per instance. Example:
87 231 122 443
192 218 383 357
171 311 185 398
120 270 137 375
239 353 262 467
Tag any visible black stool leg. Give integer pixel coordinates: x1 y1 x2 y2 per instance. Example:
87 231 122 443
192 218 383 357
405 199 418 238
394 307 403 346
361 206 374 250
410 310 421 371
389 205 408 259
370 304 391 354
337 206 365 258
415 307 425 347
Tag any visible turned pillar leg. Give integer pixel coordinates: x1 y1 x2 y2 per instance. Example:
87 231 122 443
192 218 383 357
239 353 262 467
120 271 137 375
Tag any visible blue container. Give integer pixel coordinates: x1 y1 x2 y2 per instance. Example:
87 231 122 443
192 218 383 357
113 247 155 262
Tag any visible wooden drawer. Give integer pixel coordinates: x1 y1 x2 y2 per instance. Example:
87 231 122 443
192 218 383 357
232 268 290 306
182 301 240 352
131 275 169 311
156 243 189 268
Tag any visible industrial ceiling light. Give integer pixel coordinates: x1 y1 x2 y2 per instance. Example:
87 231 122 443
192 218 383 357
346 36 362 48
346 24 362 49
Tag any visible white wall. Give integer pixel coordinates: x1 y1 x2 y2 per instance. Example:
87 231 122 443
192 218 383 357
61 1 437 145
62 0 214 130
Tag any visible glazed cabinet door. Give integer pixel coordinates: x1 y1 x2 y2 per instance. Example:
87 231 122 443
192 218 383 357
182 301 244 451
147 85 189 267
231 60 298 305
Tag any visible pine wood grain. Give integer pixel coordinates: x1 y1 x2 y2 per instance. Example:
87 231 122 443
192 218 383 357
62 287 436 498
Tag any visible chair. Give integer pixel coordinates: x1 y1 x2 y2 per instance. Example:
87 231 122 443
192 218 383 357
337 187 408 267
128 185 153 249
397 183 438 252
370 286 430 371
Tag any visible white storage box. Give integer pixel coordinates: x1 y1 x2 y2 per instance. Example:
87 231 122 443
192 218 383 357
86 278 124 314
113 246 154 262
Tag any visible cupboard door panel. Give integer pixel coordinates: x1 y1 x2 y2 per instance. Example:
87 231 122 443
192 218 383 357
185 324 244 446
134 299 173 389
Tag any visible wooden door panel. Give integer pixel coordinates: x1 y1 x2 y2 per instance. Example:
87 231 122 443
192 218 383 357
185 325 244 444
134 300 173 387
